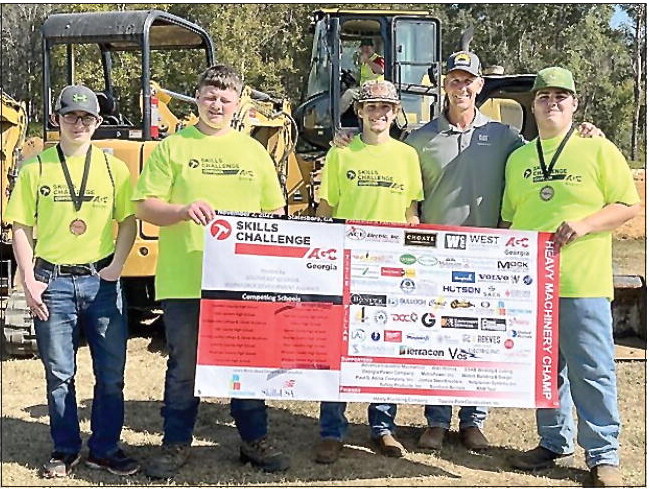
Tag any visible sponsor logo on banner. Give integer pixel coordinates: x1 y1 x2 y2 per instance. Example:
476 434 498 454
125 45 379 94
351 265 380 278
417 255 439 266
523 275 534 285
452 271 476 283
399 346 445 357
406 333 430 342
387 297 427 307
450 299 474 309
508 317 530 327
350 294 386 306
480 318 507 331
478 273 511 283
497 260 529 271
374 310 388 324
429 297 447 307
391 313 419 323
468 235 499 245
384 330 403 342
448 347 478 360
352 344 396 356
505 237 529 248
421 312 437 327
400 278 416 294
504 338 515 349
400 254 417 265
352 251 392 263
505 289 532 299
441 316 479 329
351 329 366 340
442 285 481 294
477 334 502 344
509 329 533 339
444 233 467 250
210 219 232 239
371 331 382 341
404 231 438 247
347 226 366 240
354 230 401 243
381 267 416 278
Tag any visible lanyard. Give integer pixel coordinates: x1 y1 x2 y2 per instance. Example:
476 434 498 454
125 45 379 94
535 126 574 181
56 144 92 212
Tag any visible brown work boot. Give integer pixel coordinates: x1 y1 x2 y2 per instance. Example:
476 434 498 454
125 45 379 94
373 434 406 458
240 436 290 472
417 427 448 450
314 438 344 464
509 445 573 471
460 426 490 451
590 464 623 487
145 443 191 479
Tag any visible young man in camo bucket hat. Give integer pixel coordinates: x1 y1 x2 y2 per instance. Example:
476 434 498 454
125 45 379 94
314 79 424 463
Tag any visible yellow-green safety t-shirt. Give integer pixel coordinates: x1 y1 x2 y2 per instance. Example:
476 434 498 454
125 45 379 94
319 135 423 223
359 53 385 85
501 133 639 299
132 126 286 300
5 145 134 264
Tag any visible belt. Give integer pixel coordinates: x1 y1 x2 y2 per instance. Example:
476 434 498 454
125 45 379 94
34 255 113 276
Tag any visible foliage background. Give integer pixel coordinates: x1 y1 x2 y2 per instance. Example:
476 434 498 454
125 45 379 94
0 3 646 161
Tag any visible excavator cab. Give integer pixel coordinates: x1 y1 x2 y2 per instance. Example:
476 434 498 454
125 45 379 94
41 9 214 143
295 9 442 150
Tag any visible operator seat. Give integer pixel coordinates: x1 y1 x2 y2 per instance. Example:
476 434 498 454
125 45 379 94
95 91 121 125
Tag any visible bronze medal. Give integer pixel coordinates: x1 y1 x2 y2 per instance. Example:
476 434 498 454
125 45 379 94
70 218 87 236
539 185 555 202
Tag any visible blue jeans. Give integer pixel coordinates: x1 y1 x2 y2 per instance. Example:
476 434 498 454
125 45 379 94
161 299 268 444
424 405 488 430
319 402 348 440
33 265 127 458
537 298 620 468
319 402 397 440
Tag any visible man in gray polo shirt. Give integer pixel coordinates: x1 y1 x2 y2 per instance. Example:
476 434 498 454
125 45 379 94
369 51 513 453
334 51 603 454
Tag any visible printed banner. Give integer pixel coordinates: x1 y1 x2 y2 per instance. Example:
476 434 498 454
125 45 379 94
196 213 560 408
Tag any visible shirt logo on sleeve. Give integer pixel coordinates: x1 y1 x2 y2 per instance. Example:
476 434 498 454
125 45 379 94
39 186 51 196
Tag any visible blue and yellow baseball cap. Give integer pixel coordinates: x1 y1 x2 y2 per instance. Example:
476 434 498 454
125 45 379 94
446 51 482 77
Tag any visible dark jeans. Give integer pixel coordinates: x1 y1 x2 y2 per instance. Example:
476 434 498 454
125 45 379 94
161 299 268 444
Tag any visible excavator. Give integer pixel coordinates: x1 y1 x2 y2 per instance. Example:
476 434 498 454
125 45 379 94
1 8 645 356
1 9 297 355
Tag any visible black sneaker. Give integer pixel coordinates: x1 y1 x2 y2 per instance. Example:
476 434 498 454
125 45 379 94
86 449 140 476
240 436 290 472
40 451 81 478
509 445 574 471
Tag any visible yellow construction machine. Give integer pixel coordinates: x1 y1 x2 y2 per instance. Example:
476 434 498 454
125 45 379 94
1 8 644 355
1 10 297 355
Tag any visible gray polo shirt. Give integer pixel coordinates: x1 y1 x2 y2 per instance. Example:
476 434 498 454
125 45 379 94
405 110 524 227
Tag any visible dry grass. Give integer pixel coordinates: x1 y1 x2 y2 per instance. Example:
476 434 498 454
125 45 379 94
1 238 645 487
1 337 646 487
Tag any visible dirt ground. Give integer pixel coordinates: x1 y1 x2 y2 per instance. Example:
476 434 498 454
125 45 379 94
614 170 646 240
0 337 645 487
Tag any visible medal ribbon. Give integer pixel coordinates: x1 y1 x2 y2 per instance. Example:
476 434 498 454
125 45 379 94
56 144 93 212
535 126 575 181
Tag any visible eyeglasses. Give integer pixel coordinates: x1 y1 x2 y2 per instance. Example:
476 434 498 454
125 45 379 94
60 114 99 126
